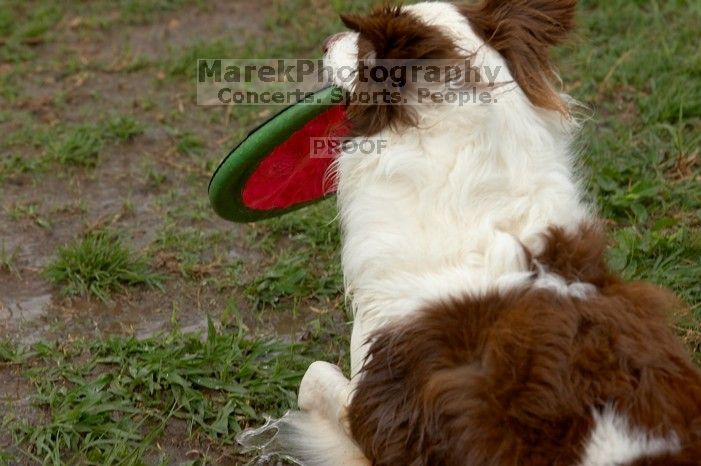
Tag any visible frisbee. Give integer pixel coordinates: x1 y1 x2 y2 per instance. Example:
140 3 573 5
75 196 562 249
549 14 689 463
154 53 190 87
209 86 350 223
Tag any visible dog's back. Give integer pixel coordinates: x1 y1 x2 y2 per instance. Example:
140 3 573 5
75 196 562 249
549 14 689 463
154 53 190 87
348 226 701 465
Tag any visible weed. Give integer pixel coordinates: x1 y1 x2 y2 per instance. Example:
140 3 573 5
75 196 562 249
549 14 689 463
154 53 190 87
44 231 164 302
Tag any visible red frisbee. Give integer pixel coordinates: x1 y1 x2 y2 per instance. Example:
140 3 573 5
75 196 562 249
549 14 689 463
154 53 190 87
209 87 349 222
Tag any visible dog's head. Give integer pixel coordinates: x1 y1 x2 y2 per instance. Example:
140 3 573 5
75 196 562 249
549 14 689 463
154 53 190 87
324 1 577 136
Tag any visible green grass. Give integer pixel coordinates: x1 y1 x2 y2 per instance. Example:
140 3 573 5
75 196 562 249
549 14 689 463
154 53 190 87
44 116 146 168
609 226 701 307
0 154 47 180
0 2 62 63
173 131 206 157
119 0 204 24
47 125 105 168
3 317 308 465
44 231 164 302
0 0 699 464
244 202 343 312
166 40 236 79
151 226 227 278
561 0 701 327
0 241 20 276
103 115 145 142
5 202 51 229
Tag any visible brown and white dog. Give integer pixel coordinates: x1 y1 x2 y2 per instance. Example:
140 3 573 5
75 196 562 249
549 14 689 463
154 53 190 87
239 1 701 465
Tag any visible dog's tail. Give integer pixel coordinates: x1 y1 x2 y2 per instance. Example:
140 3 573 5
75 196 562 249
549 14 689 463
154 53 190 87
237 410 369 466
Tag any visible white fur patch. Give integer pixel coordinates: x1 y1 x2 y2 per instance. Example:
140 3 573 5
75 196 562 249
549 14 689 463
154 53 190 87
579 407 680 466
533 262 597 299
323 32 360 90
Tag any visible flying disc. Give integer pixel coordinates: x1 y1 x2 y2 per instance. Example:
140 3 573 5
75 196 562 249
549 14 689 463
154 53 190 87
209 86 350 223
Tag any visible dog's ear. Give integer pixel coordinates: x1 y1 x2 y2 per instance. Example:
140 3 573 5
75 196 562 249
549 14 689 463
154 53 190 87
459 0 577 113
339 13 363 33
340 6 459 60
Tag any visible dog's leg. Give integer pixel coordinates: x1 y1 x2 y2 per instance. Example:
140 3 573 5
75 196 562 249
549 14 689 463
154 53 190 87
238 361 366 466
298 361 353 434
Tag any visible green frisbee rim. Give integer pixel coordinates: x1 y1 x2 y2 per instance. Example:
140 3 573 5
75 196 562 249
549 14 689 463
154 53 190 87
208 86 344 223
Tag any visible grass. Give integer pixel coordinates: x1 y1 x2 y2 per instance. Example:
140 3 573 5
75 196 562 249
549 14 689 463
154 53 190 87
174 131 206 157
5 202 51 229
3 317 308 465
103 115 145 142
0 0 699 464
0 241 20 276
0 154 46 179
46 116 146 168
244 202 343 312
151 226 226 278
0 2 62 63
44 231 164 302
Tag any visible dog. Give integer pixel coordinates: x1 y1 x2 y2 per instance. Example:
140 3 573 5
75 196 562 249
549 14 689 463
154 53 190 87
238 1 701 465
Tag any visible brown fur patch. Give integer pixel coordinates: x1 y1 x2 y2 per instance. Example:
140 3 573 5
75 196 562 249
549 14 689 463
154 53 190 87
459 0 577 113
535 222 613 287
340 6 463 136
348 224 701 466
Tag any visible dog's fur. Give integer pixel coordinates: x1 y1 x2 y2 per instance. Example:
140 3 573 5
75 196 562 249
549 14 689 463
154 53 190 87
238 2 701 465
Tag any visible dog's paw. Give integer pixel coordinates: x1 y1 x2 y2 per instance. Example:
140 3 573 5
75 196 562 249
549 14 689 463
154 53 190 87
298 361 351 422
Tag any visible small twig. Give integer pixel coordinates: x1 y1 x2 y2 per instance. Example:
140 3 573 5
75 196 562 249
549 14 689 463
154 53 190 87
84 211 124 235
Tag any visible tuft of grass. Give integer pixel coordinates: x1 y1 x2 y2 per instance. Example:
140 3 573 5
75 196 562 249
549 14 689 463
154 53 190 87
246 251 341 312
608 226 701 308
174 131 206 156
48 125 104 168
5 317 308 465
0 4 13 37
45 116 147 168
0 154 46 179
44 231 163 302
102 115 145 142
